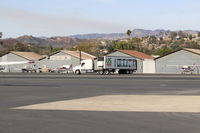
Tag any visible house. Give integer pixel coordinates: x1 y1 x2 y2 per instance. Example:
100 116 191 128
39 50 96 69
107 50 155 73
155 48 200 74
0 51 43 72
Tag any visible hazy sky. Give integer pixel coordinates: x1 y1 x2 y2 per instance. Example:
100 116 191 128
1 0 200 38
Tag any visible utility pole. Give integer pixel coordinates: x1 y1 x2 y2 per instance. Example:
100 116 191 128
79 50 82 65
0 32 2 45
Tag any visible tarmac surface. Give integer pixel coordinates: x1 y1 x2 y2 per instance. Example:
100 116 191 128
1 73 200 133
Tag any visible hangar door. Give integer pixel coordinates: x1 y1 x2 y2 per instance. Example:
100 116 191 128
143 59 155 73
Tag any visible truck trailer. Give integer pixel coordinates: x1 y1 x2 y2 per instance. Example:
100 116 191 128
73 56 137 75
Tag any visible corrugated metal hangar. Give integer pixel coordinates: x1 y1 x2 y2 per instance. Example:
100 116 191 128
1 48 200 74
39 50 96 69
0 51 43 72
155 48 200 74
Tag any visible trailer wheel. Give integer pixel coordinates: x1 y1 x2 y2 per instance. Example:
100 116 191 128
126 70 130 74
75 70 81 75
118 70 122 74
129 70 133 74
118 69 125 74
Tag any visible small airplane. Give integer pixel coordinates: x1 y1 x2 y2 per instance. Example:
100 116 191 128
0 61 35 71
168 64 200 74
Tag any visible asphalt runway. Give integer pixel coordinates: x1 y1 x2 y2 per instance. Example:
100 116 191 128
1 74 200 133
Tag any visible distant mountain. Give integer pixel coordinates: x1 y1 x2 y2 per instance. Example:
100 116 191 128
70 33 125 40
1 29 199 48
2 36 85 48
69 29 169 39
70 29 199 40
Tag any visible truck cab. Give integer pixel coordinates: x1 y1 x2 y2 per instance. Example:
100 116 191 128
73 59 94 74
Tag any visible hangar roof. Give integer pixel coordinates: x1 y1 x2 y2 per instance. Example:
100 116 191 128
184 48 200 55
10 51 43 61
118 50 154 60
47 50 96 60
61 50 96 60
155 48 200 60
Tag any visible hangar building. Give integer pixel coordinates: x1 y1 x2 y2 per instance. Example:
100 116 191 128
39 50 96 69
107 50 155 73
155 48 200 74
0 51 43 72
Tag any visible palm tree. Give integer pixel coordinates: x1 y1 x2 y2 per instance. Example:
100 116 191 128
126 30 132 37
126 30 132 50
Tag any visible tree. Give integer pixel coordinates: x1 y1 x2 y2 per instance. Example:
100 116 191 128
148 35 157 44
75 41 99 56
126 30 132 37
154 47 173 56
178 31 186 38
189 34 193 40
170 32 178 40
198 32 200 37
14 43 30 51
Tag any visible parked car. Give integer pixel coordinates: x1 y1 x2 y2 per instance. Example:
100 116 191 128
53 65 73 73
21 65 37 73
38 67 52 73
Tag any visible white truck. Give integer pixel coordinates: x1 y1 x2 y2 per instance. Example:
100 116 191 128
73 56 137 75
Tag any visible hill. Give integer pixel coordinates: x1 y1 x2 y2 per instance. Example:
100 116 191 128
16 35 85 48
2 35 85 48
70 29 199 40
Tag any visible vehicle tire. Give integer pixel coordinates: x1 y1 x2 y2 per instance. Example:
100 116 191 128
118 69 122 74
75 70 81 75
104 70 110 75
119 69 125 74
129 70 133 74
125 70 129 74
98 70 104 75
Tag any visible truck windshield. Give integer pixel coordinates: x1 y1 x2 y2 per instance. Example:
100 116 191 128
81 63 85 67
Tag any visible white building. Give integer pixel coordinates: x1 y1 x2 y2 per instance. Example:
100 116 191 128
0 51 43 72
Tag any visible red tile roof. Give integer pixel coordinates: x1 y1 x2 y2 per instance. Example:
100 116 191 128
118 50 154 59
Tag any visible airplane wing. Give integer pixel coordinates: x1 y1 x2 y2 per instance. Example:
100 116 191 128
0 61 33 65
